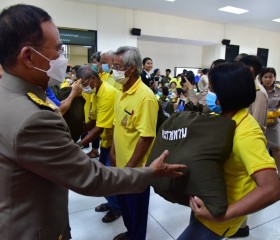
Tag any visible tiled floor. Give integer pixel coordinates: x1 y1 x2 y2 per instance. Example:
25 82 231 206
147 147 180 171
70 153 280 240
69 187 280 240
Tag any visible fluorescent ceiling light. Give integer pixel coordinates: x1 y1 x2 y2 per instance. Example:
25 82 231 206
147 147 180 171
166 0 175 2
272 18 280 22
218 6 249 14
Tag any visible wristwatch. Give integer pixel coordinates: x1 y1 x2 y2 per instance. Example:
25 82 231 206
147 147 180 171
76 141 84 149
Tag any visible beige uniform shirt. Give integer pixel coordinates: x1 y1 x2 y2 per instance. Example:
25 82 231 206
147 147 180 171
249 79 268 133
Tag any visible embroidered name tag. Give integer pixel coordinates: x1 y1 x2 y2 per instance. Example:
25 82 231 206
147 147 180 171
162 128 188 140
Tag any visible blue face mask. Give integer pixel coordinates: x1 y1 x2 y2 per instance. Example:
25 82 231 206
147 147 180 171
102 63 110 73
206 91 222 114
92 64 99 73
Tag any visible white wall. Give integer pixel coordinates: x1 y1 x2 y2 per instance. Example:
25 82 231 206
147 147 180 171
137 40 203 77
2 1 280 73
202 45 226 68
134 10 224 45
225 24 280 73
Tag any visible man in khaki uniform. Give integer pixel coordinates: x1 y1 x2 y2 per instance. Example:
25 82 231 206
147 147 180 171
0 4 185 240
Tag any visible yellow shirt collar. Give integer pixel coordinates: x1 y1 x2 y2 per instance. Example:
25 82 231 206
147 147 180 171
124 77 142 95
231 108 249 128
96 81 105 98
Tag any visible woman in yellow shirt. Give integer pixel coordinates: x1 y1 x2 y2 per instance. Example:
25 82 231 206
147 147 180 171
177 62 280 239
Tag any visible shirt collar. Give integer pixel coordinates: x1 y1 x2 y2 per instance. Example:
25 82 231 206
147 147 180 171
1 72 46 101
124 77 142 95
96 81 105 97
231 108 249 127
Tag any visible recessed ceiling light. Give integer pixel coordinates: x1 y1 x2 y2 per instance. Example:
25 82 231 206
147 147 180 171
272 18 280 22
218 6 249 14
166 0 175 2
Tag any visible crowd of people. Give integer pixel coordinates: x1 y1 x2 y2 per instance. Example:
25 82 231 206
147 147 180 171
1 3 280 240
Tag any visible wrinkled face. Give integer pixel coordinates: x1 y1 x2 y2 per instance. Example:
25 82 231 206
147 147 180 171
261 72 275 88
143 59 153 72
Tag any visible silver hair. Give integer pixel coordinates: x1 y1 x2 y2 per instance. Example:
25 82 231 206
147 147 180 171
114 46 142 75
100 49 115 57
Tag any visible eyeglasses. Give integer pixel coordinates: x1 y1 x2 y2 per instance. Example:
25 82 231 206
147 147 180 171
81 79 90 87
31 45 64 54
112 64 126 71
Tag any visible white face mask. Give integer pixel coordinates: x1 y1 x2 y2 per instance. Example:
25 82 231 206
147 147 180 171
83 85 96 94
113 67 131 85
31 47 68 83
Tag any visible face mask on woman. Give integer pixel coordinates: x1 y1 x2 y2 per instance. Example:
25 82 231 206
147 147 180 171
206 91 222 114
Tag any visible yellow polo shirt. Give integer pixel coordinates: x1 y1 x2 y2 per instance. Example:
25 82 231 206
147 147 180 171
100 72 122 91
91 82 117 148
82 72 109 123
198 108 276 237
113 78 158 168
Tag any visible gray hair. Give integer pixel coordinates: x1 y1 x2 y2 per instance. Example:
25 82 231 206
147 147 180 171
114 46 142 75
101 49 115 57
76 65 99 80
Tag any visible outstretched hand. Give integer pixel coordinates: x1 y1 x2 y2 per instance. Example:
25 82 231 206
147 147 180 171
149 150 187 178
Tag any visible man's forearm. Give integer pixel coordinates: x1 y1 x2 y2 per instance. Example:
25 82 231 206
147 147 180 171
125 137 154 168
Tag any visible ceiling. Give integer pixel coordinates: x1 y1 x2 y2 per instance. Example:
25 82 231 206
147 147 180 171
73 0 280 33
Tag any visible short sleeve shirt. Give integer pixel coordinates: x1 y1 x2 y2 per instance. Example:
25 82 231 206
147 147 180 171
198 109 276 237
113 78 158 168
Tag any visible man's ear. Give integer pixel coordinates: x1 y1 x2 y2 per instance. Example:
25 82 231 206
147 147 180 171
130 65 137 73
18 46 35 69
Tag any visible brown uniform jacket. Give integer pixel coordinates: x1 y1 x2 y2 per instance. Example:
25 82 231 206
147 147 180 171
0 73 153 240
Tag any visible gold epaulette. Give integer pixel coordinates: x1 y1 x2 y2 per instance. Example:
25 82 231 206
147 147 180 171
27 92 56 111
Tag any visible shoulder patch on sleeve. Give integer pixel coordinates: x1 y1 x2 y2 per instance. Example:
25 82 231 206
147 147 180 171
27 92 56 111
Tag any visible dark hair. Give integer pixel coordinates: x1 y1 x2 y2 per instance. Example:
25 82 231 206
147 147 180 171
234 53 248 62
211 59 226 69
66 65 72 73
162 86 169 96
186 71 195 84
166 69 171 73
259 67 277 84
0 4 52 68
153 68 159 75
238 55 262 78
201 68 209 75
142 57 152 65
208 62 256 112
180 78 186 87
72 65 81 72
91 51 101 63
176 88 184 96
76 65 99 80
